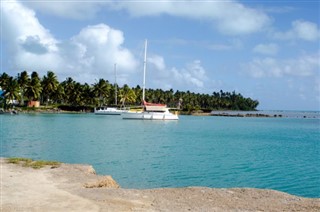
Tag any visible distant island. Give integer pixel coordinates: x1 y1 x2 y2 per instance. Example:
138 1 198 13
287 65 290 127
0 71 259 112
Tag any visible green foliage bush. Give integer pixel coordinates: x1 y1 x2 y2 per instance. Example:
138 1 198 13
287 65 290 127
7 157 61 169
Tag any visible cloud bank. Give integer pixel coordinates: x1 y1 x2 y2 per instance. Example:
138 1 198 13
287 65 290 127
21 1 104 20
2 0 138 83
245 53 320 78
273 20 320 42
22 0 271 36
114 1 271 35
2 0 209 91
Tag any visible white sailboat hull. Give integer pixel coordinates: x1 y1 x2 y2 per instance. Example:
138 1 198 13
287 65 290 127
94 107 127 115
122 110 178 120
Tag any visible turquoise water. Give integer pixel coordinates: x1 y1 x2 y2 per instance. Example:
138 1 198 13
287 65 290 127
1 113 319 198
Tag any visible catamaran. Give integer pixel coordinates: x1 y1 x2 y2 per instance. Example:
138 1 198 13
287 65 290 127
94 64 128 115
94 107 126 115
122 40 179 120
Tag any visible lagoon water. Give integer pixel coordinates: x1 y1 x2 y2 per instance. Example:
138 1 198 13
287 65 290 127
1 113 319 198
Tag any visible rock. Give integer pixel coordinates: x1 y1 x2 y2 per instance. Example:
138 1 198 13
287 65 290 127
84 176 120 188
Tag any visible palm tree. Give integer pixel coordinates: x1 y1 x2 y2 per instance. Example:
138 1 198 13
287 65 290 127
61 77 75 104
133 85 142 105
81 83 94 106
3 77 20 108
0 72 10 89
25 72 42 102
119 84 136 108
164 89 174 107
71 82 84 106
51 83 65 104
61 77 84 106
41 71 59 105
92 79 110 107
17 71 30 106
108 84 116 106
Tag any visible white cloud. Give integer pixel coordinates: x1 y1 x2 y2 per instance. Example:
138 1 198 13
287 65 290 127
18 0 271 35
273 20 320 42
292 20 320 41
2 1 58 49
148 55 166 71
116 1 271 35
68 24 138 81
147 57 209 92
2 0 138 84
174 60 207 88
2 0 62 72
245 53 320 78
2 0 211 92
21 1 103 20
22 0 271 35
253 43 279 55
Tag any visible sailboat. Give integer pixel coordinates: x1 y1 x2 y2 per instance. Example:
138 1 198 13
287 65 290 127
94 64 128 115
122 40 179 120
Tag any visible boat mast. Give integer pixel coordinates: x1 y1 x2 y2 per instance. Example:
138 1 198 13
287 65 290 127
114 63 117 106
142 39 147 102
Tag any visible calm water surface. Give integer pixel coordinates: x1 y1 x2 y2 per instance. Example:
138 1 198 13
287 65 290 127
1 113 319 198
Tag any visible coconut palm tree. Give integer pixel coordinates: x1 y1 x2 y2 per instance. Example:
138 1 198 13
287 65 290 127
70 82 84 106
3 77 20 108
25 72 42 102
119 84 136 108
51 83 65 104
61 77 83 106
0 72 10 89
92 79 110 107
61 77 75 104
41 71 59 105
17 71 30 106
80 83 94 106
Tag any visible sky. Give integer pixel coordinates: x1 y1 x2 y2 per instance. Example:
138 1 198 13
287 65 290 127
1 0 319 111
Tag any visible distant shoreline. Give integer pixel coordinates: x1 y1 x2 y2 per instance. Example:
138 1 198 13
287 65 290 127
2 108 319 119
185 110 320 119
209 110 320 119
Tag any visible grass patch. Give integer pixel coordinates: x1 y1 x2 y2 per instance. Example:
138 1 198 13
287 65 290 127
7 157 61 169
7 157 32 164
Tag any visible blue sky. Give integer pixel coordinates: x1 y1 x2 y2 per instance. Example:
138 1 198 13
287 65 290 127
1 0 319 110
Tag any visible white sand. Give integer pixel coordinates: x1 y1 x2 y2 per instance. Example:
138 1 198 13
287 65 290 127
1 158 319 211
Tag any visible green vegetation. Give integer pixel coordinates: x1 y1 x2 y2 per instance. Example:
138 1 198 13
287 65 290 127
7 157 32 164
7 157 61 169
0 71 259 112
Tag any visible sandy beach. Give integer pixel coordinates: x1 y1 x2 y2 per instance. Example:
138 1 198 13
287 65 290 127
1 158 319 211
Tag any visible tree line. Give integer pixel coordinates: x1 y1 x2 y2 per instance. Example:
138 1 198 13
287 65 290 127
0 71 259 111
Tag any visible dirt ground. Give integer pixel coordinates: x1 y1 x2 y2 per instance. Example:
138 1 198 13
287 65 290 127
1 158 319 211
